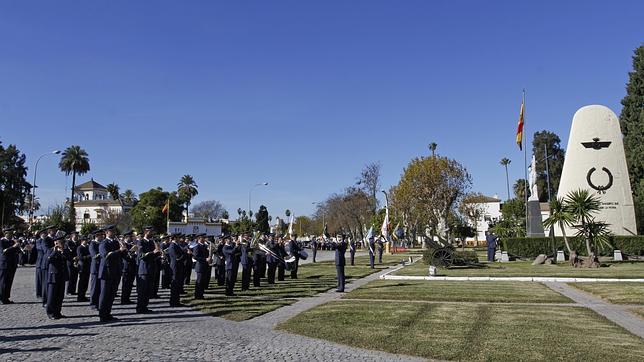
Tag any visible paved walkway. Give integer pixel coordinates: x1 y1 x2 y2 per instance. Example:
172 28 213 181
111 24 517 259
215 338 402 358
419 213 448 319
544 282 644 339
0 265 423 362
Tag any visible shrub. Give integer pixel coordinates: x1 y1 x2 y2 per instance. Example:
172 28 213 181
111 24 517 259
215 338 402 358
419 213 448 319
502 235 644 258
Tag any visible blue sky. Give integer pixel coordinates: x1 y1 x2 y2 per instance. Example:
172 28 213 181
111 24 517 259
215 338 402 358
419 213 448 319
1 1 642 218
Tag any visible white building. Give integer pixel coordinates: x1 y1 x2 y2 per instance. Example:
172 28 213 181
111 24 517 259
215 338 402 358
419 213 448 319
464 195 502 244
72 179 131 231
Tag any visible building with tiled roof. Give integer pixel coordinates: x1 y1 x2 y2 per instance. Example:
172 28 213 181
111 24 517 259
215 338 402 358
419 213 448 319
72 178 132 231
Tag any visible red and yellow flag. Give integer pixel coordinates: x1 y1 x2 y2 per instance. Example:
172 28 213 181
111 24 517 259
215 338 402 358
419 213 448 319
161 199 169 215
516 99 524 150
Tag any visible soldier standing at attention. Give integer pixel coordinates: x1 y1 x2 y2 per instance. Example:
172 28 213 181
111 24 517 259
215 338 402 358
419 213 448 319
45 234 69 319
377 237 384 264
64 231 79 296
240 234 252 291
120 231 136 305
98 225 126 322
136 226 159 314
167 234 186 307
335 233 347 293
40 227 56 307
75 236 91 302
192 235 209 299
265 234 277 284
349 237 356 266
287 234 301 279
252 236 266 288
89 230 103 309
222 236 241 296
311 237 318 263
276 237 286 282
34 229 46 299
0 227 20 304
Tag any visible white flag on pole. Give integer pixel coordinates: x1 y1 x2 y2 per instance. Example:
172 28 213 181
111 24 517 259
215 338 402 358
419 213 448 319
380 208 389 238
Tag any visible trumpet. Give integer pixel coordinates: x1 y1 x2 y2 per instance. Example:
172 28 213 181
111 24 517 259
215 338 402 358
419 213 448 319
258 243 296 265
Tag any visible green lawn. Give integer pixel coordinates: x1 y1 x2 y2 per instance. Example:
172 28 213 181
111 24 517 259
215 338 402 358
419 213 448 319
395 260 644 278
279 301 644 361
182 254 411 321
631 308 644 319
342 280 572 303
569 283 644 305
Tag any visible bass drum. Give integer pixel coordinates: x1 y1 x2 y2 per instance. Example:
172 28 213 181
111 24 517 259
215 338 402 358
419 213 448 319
299 250 308 260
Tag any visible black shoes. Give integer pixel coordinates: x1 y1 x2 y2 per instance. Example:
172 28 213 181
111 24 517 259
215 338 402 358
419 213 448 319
77 297 89 302
1 299 14 304
120 300 134 305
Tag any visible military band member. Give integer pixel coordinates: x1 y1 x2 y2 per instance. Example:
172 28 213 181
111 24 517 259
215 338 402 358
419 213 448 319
136 226 159 314
335 233 347 292
98 225 126 322
183 235 194 287
0 227 20 304
41 227 56 307
152 234 163 299
89 230 103 309
64 231 79 295
265 235 277 284
76 236 91 302
222 236 241 296
167 234 186 307
120 231 137 305
46 234 69 319
215 239 225 286
276 237 286 282
34 229 47 299
204 236 214 290
377 237 384 264
240 234 252 291
161 236 172 289
252 236 266 288
287 234 301 279
349 237 356 266
193 235 209 299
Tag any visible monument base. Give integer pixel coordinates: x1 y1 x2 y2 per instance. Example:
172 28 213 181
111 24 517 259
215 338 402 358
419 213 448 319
527 200 545 237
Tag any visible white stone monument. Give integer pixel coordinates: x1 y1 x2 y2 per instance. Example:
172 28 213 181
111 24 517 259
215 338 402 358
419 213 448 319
556 105 637 236
527 155 545 237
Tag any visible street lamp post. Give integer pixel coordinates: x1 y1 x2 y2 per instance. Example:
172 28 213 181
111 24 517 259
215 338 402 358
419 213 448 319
30 150 61 224
312 201 325 235
248 182 268 215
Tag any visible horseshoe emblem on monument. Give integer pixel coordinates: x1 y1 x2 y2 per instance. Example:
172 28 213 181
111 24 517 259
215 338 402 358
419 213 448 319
586 167 613 194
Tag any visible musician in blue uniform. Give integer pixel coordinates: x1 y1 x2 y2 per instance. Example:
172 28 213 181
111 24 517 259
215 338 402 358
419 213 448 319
40 227 56 307
136 226 159 314
265 234 277 284
349 237 356 266
120 231 136 305
204 236 213 290
64 231 79 296
45 234 69 319
368 236 376 269
240 234 252 291
287 235 302 279
89 230 103 309
0 227 20 304
98 225 126 322
193 235 209 299
75 236 91 302
276 237 286 282
311 237 318 263
335 233 347 292
34 228 47 299
377 237 384 264
222 236 241 296
183 235 194 287
167 234 186 307
161 235 172 289
215 239 225 286
252 236 266 288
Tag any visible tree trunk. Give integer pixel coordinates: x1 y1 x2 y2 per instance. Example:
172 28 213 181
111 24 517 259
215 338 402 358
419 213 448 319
559 223 572 254
570 250 580 267
585 252 600 268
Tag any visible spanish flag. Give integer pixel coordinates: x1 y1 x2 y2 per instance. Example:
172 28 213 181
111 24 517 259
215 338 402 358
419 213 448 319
516 98 525 150
161 199 169 215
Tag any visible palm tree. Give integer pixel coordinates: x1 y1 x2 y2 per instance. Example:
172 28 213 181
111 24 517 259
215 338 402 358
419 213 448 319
59 145 90 225
564 189 601 256
285 209 291 218
543 197 574 254
120 189 137 205
106 183 120 201
428 142 437 157
177 175 198 221
500 158 511 200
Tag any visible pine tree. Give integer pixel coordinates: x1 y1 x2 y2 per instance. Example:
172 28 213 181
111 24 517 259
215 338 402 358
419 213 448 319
620 45 644 234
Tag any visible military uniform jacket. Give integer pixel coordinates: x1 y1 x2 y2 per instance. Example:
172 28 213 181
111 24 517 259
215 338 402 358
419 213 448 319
335 241 347 266
265 240 278 264
349 240 356 254
89 240 101 275
98 238 124 280
47 248 69 284
240 243 252 266
222 244 240 271
35 237 44 269
167 242 185 273
64 239 77 265
287 240 301 258
193 243 209 273
0 237 19 269
136 238 156 276
76 244 91 273
215 243 225 266
39 236 54 269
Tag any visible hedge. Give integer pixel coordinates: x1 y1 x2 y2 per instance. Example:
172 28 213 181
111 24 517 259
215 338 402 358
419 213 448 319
503 235 644 258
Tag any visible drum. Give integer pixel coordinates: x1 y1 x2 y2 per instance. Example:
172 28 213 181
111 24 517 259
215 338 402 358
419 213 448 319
298 250 308 260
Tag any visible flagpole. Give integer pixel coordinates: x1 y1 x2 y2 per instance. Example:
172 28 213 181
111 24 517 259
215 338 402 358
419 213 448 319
523 89 528 237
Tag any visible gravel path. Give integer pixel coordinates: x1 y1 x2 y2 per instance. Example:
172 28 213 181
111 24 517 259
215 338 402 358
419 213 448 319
0 265 423 362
